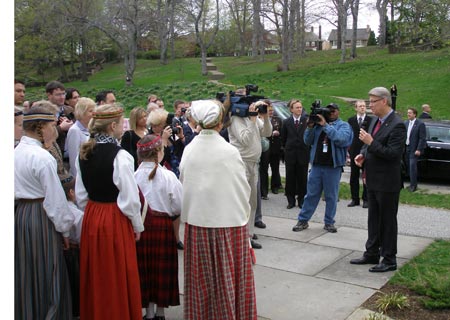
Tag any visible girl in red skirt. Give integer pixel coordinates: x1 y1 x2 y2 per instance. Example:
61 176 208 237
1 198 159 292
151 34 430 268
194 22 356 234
135 134 182 320
75 104 144 320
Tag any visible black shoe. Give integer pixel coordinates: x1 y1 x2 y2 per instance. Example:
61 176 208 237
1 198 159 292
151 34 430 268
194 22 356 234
177 241 184 250
323 224 337 233
272 189 279 194
252 234 258 240
350 256 380 265
251 240 262 249
287 203 295 209
347 200 360 207
362 200 369 208
292 221 309 232
155 316 166 320
369 263 397 272
409 186 417 192
261 195 269 200
255 221 266 229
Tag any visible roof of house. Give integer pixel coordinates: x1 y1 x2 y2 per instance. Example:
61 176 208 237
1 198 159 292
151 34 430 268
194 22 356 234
305 31 320 42
328 28 370 41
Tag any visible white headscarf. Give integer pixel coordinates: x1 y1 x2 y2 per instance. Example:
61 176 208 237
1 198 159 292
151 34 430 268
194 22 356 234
190 100 222 129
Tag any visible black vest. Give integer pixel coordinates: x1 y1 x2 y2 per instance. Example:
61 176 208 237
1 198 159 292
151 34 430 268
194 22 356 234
79 143 121 202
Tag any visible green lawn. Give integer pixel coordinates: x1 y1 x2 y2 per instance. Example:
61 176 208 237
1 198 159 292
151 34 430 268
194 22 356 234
24 47 450 120
390 239 450 309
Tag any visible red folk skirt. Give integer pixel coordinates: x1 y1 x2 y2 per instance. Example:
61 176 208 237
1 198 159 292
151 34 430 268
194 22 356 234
183 223 257 320
80 200 142 320
136 210 180 307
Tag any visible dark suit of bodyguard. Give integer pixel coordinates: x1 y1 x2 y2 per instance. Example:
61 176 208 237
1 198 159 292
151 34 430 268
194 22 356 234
280 100 310 209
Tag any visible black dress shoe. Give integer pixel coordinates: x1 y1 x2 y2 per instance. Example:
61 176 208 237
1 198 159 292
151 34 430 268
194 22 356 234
347 200 360 207
350 256 379 265
261 195 269 200
177 241 184 250
409 186 417 192
272 189 279 194
254 221 266 229
251 240 262 249
252 234 258 240
287 204 295 209
369 263 397 272
362 200 369 208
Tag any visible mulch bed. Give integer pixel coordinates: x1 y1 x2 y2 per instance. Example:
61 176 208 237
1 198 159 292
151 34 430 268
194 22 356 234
362 283 450 320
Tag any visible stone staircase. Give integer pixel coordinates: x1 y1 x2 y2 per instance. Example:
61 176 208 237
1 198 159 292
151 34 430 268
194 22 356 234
202 58 225 80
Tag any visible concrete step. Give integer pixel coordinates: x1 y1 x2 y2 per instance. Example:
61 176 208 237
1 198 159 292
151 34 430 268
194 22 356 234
206 63 217 71
208 70 225 80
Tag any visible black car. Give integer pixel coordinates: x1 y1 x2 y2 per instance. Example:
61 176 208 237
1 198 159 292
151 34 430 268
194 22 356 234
417 120 450 180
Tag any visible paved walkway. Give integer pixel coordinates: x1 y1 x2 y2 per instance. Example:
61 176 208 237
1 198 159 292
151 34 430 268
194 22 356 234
160 168 450 320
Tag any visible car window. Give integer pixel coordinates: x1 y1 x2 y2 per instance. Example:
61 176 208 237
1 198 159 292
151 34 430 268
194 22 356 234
426 126 450 143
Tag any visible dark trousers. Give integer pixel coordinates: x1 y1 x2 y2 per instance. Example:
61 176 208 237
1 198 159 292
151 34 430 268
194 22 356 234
349 158 367 202
405 146 418 188
285 161 308 206
364 190 399 265
260 151 282 197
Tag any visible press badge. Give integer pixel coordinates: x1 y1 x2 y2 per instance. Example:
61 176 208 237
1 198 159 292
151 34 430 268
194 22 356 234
323 143 328 153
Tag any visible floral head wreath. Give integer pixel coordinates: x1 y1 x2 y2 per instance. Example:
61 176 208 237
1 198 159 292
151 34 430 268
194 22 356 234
137 135 162 152
92 108 124 119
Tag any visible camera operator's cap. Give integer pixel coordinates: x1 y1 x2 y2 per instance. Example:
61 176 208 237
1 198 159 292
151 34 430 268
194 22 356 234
190 100 222 129
326 103 339 110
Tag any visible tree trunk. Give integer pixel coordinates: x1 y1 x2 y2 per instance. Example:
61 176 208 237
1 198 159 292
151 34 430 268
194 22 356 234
280 0 290 71
251 0 261 57
57 49 69 83
376 0 389 47
350 0 360 59
80 35 88 82
201 48 208 75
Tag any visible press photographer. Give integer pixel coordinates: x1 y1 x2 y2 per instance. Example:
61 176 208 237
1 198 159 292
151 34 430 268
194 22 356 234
228 99 272 249
292 102 353 234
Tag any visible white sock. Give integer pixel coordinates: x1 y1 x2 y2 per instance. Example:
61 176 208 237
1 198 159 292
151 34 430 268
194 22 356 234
156 306 165 317
146 302 155 319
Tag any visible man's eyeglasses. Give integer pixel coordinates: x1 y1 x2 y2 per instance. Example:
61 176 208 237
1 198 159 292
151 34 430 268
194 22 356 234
369 98 384 104
53 92 66 97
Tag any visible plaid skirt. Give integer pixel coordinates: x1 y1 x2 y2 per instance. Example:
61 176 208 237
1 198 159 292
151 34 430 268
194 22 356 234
184 223 257 320
136 210 179 307
80 200 142 320
15 199 73 320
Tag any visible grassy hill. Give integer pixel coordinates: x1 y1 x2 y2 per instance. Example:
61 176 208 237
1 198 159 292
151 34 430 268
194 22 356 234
24 47 450 120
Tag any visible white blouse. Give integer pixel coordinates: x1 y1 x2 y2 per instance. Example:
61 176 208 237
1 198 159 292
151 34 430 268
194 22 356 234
14 136 75 237
75 148 144 233
134 162 182 217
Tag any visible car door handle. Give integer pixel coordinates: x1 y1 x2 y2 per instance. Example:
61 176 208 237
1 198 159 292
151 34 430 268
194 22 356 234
429 146 441 149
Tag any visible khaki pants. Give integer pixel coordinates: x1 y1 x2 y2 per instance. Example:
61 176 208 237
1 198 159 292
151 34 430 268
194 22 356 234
243 161 258 237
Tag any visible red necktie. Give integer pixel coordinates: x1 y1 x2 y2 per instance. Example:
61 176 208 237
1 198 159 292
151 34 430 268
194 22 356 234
372 120 381 136
295 119 299 128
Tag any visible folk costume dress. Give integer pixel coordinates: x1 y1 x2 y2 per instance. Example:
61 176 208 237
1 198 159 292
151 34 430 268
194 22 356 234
180 129 257 320
134 161 182 308
15 136 75 319
75 134 144 320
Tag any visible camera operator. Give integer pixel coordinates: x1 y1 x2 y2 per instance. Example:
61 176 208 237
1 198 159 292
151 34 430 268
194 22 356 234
228 101 272 249
292 103 353 233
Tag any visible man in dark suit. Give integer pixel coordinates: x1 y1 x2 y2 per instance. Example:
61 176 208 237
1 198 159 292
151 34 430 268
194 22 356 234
347 100 374 208
418 104 432 119
259 101 283 198
281 99 310 209
351 87 406 273
404 107 427 192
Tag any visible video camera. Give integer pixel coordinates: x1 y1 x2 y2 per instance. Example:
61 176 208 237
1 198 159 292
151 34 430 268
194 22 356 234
216 84 267 117
309 100 331 124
